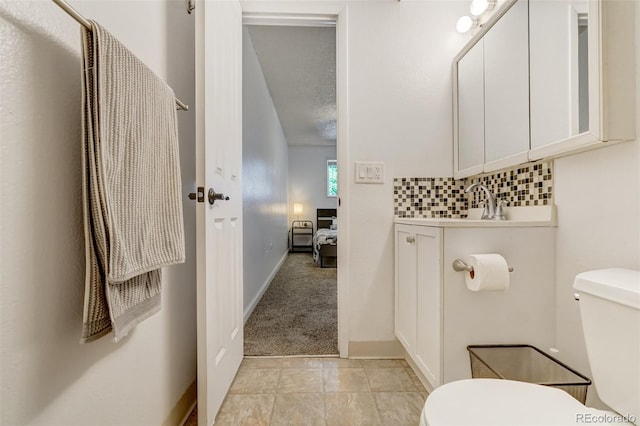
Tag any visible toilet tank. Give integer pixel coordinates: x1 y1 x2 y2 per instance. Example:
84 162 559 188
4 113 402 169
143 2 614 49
574 268 640 422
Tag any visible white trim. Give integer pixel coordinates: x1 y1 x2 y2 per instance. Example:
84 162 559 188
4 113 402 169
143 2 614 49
165 379 197 426
243 13 336 27
240 4 350 358
335 6 350 358
590 0 602 141
243 251 289 324
194 0 207 421
483 151 529 173
452 58 460 177
528 131 599 161
453 164 483 180
347 340 405 359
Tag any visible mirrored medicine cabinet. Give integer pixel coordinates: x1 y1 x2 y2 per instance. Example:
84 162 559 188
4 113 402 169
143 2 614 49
453 0 636 179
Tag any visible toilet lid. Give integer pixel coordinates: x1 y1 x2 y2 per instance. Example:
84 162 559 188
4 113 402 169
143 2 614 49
424 379 614 426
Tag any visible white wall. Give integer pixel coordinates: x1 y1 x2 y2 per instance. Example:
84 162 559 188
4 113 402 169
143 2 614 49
553 4 640 406
288 145 338 229
0 1 197 424
242 28 290 318
554 140 640 406
346 1 468 343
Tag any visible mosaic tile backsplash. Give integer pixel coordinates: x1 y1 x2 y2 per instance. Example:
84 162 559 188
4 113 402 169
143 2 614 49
465 161 553 208
393 161 553 218
394 178 467 218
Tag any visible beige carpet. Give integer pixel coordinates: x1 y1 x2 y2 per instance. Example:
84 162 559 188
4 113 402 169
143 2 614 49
244 253 337 356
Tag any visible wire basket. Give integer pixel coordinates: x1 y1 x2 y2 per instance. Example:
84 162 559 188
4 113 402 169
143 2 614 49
468 344 591 404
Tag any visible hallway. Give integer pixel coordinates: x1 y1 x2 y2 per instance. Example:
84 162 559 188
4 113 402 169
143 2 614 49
244 253 337 356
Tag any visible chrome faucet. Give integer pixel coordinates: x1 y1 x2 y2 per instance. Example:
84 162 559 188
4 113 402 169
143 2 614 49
465 183 497 220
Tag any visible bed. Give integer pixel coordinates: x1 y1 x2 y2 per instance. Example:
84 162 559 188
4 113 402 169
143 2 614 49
313 208 337 268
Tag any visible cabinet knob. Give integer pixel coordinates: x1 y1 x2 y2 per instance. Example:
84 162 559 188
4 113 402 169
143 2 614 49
406 235 416 244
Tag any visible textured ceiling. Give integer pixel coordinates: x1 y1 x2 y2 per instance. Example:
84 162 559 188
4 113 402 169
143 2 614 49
247 26 336 146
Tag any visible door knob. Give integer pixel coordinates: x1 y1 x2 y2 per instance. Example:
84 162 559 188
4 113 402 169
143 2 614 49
208 188 230 205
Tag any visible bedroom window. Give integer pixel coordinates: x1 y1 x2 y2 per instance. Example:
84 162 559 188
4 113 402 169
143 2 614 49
327 160 338 197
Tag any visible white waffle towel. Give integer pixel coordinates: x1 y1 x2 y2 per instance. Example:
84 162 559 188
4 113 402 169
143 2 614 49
80 21 185 343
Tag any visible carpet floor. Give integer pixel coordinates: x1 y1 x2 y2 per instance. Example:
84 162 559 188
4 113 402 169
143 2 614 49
244 253 338 356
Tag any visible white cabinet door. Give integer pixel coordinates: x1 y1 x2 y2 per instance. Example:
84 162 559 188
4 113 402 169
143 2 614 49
483 0 530 171
529 0 578 150
528 0 635 160
456 40 485 177
395 224 443 391
415 227 443 389
395 226 417 354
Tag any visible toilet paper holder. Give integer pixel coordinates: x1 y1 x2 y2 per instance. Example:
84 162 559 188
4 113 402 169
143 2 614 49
452 259 514 273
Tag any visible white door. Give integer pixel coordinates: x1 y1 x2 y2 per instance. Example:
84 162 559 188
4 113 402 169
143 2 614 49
195 1 244 425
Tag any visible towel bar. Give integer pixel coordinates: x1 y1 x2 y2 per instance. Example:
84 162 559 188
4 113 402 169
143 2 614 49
51 0 189 111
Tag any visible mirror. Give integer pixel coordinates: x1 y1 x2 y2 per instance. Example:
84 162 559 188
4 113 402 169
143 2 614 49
457 40 485 173
529 0 589 149
482 0 529 166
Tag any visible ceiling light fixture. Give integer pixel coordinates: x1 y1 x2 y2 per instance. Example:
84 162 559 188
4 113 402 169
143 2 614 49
470 0 495 16
456 16 478 33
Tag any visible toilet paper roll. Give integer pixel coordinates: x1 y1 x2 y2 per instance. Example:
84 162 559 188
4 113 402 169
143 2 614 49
463 254 510 292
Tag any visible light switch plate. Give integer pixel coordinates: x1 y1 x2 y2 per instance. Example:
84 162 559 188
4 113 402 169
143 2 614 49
355 161 384 184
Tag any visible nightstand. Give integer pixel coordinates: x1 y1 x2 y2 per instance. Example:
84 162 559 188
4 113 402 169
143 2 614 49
290 220 314 253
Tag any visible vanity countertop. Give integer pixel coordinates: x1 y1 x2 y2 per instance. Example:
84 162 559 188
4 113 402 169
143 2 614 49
394 206 557 228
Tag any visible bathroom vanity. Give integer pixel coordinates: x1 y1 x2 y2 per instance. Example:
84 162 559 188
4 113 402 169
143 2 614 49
394 209 557 392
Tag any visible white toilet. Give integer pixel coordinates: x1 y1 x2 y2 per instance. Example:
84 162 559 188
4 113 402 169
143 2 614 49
420 268 640 426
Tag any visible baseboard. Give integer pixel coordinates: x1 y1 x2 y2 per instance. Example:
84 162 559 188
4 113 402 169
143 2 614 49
243 251 288 324
403 349 434 394
163 379 197 426
348 340 405 359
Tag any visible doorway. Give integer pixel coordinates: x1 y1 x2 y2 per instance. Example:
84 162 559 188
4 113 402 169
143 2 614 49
194 5 350 424
241 20 340 356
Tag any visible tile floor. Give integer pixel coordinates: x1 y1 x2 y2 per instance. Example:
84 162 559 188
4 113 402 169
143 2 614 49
184 356 428 426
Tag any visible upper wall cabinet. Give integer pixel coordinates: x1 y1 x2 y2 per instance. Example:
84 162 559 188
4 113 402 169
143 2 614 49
453 0 636 179
528 0 636 160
